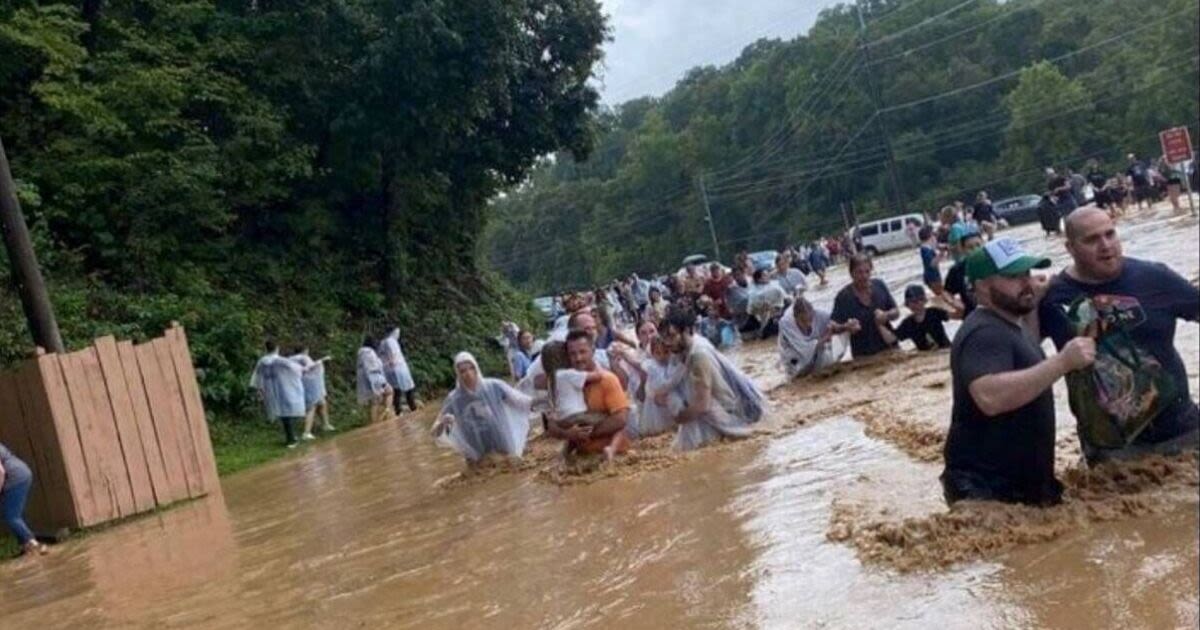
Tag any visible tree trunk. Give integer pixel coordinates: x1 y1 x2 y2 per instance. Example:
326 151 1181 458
0 135 65 354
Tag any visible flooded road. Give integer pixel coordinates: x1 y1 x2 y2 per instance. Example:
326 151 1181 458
1 205 1197 628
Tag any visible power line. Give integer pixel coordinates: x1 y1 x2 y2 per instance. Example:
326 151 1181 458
879 5 1195 113
702 53 1198 202
702 39 1199 195
866 0 1045 67
864 0 983 48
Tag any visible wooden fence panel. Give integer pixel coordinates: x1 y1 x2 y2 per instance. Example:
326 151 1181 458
33 353 89 527
59 351 120 526
117 340 172 507
134 342 190 503
166 327 219 492
0 329 218 531
79 348 137 519
151 338 204 498
95 336 156 513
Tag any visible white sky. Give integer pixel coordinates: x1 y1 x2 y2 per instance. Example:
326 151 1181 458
596 0 844 104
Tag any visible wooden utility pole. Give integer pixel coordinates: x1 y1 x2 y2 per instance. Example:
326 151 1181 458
0 135 65 353
696 175 722 262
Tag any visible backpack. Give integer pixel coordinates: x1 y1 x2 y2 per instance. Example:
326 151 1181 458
1064 294 1176 448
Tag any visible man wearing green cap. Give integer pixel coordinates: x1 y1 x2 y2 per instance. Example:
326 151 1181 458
942 238 1096 506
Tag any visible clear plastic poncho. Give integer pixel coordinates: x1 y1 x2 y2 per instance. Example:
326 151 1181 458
675 337 765 451
777 303 846 379
637 356 685 438
378 328 416 392
435 352 533 462
356 346 389 405
290 353 327 408
250 353 306 420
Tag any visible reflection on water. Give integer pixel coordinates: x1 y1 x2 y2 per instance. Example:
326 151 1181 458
0 207 1195 628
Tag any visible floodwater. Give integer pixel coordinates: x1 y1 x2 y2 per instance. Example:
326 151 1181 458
2 204 1197 629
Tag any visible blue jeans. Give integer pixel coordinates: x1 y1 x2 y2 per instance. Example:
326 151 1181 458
2 461 35 545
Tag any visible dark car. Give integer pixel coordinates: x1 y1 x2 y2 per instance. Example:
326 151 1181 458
993 195 1043 226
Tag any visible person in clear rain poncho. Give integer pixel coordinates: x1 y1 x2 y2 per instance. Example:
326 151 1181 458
778 297 846 379
432 352 533 467
659 306 766 451
356 337 393 425
379 328 422 415
289 346 335 439
250 341 308 448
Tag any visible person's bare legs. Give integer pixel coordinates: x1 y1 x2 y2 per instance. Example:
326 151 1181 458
318 401 334 431
301 407 317 440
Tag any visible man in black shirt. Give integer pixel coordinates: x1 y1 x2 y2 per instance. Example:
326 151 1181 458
972 191 997 240
896 285 951 351
942 238 1096 507
1126 153 1153 210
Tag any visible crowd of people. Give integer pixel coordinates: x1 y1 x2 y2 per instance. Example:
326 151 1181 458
433 182 1198 513
3 157 1195 560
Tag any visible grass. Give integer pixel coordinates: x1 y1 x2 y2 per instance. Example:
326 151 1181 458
209 407 365 476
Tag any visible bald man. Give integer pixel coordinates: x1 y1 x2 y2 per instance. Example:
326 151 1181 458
1039 207 1200 464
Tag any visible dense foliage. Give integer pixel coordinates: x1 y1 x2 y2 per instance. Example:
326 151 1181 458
0 0 607 424
485 0 1199 293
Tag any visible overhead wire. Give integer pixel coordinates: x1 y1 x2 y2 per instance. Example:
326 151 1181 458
701 16 1198 196
702 52 1199 203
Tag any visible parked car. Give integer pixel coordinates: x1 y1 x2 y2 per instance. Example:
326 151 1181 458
853 213 926 256
748 250 777 272
993 195 1043 226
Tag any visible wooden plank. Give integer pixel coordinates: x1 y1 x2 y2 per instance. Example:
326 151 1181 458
95 336 156 514
117 340 172 507
151 338 204 498
165 326 219 492
33 353 89 528
0 370 48 529
59 350 119 526
134 341 189 503
78 348 137 518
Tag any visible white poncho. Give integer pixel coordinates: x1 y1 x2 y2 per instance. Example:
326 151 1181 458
435 353 533 462
378 328 416 393
777 304 846 379
674 337 766 451
250 353 306 420
356 346 389 405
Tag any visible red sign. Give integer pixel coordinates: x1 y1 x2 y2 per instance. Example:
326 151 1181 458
1159 127 1193 164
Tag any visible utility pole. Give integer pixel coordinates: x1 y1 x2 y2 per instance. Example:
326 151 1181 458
856 0 908 215
0 135 65 354
696 175 722 262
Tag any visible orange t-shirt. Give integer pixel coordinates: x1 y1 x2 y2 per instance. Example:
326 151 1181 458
584 370 630 414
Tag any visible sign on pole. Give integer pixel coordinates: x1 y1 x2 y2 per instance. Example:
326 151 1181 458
1159 126 1193 164
1159 126 1197 216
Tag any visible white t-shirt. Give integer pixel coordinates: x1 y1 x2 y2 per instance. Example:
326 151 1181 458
554 369 590 417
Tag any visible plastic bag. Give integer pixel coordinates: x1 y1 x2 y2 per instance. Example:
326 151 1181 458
1065 294 1175 449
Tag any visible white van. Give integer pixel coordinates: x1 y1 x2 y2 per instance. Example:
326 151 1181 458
852 213 926 256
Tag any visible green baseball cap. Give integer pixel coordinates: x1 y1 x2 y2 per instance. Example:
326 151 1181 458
965 237 1052 283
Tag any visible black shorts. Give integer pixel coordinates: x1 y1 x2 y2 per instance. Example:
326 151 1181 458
941 468 1063 507
1133 184 1152 201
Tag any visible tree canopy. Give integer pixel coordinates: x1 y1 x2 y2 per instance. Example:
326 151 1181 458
485 0 1199 293
1 0 607 413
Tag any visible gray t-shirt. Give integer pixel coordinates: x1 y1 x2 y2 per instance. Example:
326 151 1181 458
944 309 1057 499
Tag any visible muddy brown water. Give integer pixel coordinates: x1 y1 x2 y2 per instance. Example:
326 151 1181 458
2 205 1197 628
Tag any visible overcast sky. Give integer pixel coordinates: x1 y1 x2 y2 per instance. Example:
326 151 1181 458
596 0 844 104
